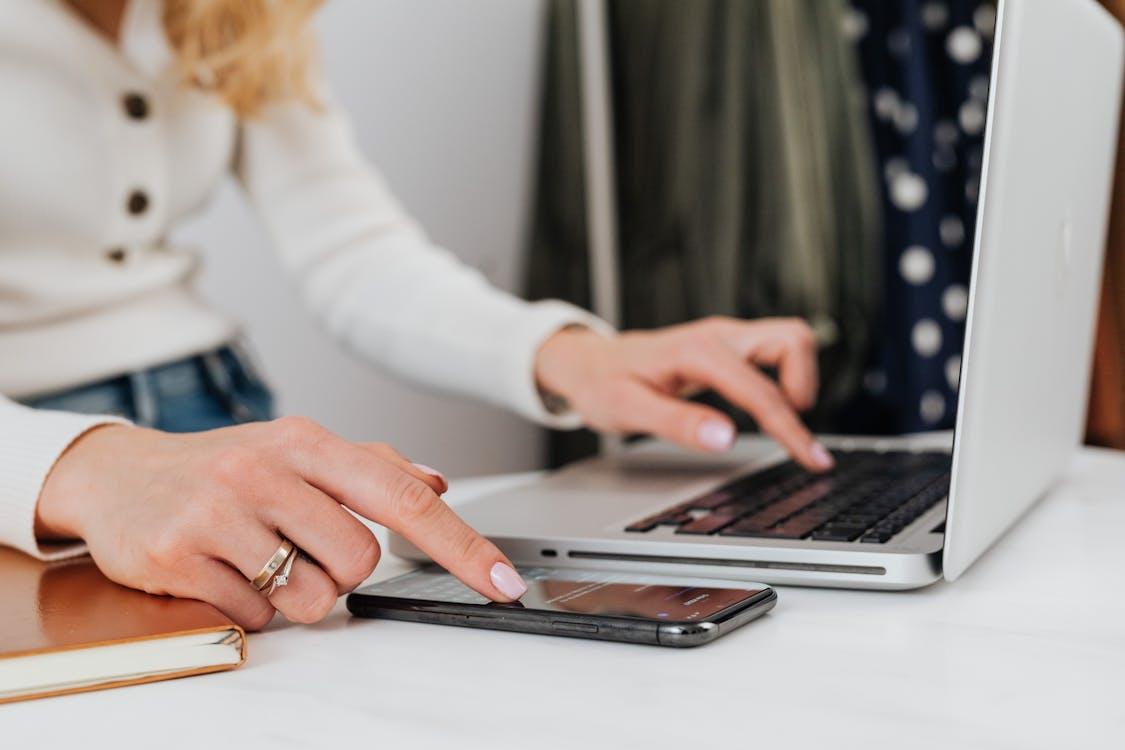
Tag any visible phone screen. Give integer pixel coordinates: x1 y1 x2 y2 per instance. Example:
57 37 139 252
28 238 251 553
359 566 769 622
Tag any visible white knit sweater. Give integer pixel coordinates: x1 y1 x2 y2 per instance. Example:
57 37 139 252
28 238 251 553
0 0 607 560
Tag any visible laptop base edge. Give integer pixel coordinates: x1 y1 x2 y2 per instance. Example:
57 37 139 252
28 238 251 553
389 533 944 591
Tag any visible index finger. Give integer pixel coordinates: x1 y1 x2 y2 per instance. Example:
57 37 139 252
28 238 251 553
681 345 834 472
281 423 527 602
374 474 528 602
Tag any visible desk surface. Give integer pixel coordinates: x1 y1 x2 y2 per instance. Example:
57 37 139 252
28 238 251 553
6 448 1124 749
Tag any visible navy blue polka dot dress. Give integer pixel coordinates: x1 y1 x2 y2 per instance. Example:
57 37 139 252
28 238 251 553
841 0 996 434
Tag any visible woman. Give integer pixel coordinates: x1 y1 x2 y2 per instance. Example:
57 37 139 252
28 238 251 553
0 0 832 630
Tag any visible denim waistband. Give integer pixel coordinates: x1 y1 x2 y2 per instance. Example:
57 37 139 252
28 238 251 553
20 343 273 428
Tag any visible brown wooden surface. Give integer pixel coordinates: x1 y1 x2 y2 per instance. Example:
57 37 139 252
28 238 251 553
1090 1 1125 449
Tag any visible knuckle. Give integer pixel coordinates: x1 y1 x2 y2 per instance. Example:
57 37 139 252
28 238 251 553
786 318 816 347
358 534 382 573
389 474 440 524
270 415 328 451
145 525 194 570
243 604 276 632
293 584 338 624
338 535 382 589
673 338 706 363
774 319 810 348
701 314 733 330
370 442 399 459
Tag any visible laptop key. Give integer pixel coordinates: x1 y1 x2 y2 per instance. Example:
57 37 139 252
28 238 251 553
759 512 834 539
625 512 678 532
676 513 742 535
737 478 835 527
625 517 661 533
686 491 736 510
809 526 866 542
718 518 776 537
657 512 693 527
626 509 695 532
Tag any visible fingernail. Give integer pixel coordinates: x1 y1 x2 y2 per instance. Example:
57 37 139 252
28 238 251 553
489 562 528 600
810 442 835 470
697 420 735 452
412 463 447 487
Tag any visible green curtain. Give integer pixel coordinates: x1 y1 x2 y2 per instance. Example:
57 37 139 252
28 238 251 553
528 0 882 466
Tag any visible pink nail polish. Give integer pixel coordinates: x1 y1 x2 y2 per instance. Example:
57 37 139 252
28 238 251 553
489 562 528 600
810 442 835 470
697 420 735 452
412 463 447 486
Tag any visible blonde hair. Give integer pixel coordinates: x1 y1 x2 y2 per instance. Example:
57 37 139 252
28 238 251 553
162 0 325 118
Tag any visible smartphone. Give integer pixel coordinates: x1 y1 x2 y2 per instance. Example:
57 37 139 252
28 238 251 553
346 566 776 647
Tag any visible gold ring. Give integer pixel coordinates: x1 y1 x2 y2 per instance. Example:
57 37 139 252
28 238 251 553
252 539 295 591
266 545 298 597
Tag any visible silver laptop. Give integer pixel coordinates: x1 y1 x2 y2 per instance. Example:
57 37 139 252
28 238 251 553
394 0 1124 589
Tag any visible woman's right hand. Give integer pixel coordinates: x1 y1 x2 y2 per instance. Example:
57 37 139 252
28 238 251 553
34 416 529 630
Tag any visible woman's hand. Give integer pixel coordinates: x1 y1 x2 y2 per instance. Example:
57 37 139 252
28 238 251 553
34 417 529 630
535 316 834 472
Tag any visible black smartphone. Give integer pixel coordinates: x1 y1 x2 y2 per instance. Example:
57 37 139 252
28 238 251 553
346 566 776 647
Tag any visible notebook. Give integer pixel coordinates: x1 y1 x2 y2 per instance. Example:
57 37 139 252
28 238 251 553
0 548 246 704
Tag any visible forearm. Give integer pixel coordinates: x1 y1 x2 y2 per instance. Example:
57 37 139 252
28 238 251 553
298 227 611 425
236 94 612 427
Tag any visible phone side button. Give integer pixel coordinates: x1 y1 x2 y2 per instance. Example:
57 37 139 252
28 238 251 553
551 621 598 634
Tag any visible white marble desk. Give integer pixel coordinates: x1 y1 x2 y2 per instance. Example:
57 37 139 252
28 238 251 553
5 449 1124 749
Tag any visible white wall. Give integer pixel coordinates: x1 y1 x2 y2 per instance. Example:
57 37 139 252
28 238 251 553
174 0 549 477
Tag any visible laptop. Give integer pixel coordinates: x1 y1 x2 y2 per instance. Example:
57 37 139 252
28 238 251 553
393 0 1124 589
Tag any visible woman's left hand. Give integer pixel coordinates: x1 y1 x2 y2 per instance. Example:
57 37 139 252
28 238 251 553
534 316 834 472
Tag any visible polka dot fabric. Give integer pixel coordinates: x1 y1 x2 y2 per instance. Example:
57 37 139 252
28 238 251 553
842 0 995 434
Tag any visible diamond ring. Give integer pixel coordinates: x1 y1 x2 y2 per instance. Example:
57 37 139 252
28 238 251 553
266 545 298 597
251 539 294 591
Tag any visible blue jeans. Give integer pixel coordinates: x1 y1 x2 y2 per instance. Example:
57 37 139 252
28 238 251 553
21 345 276 432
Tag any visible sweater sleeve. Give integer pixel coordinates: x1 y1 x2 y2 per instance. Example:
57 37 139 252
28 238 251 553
234 93 613 429
0 396 129 560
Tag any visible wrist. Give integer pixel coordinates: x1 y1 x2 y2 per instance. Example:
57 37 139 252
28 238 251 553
35 424 137 541
534 326 610 406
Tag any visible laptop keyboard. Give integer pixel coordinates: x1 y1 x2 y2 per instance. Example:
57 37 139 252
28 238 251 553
624 449 951 544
